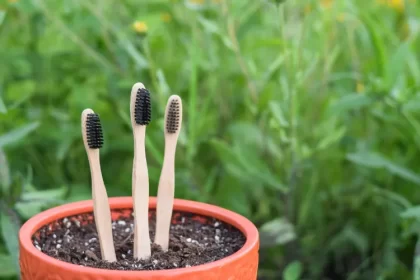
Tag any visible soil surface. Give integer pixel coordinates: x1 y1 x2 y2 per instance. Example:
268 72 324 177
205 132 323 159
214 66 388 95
32 210 245 271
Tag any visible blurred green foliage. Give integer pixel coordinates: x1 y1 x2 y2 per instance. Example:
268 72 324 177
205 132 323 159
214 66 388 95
1 0 420 279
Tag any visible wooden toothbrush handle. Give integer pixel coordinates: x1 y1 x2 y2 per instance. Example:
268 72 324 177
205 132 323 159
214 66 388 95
133 129 151 259
90 155 116 262
155 140 177 251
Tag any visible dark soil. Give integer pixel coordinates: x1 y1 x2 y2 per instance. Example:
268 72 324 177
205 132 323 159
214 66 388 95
32 210 245 271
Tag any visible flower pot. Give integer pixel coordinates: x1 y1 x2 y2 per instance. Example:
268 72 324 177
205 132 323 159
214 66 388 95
19 197 259 279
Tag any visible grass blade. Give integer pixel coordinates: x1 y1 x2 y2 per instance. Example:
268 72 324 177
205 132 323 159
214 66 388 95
0 122 40 149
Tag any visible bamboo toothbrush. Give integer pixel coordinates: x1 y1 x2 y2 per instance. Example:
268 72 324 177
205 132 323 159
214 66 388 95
81 109 116 262
155 95 183 251
130 83 152 259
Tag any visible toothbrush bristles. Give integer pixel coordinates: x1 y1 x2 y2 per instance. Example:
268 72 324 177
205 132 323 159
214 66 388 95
166 99 180 133
134 88 151 125
86 113 104 149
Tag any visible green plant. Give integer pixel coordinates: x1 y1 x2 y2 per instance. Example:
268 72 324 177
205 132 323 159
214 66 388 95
1 0 420 279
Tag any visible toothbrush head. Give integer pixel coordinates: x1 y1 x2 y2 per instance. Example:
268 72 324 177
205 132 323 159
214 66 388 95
166 96 181 134
86 113 104 149
134 88 151 126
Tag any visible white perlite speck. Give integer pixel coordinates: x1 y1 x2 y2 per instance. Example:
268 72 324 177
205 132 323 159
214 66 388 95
127 250 132 254
152 260 159 265
88 238 97 243
52 234 57 239
122 254 126 259
90 248 95 251
85 257 88 261
215 235 220 241
75 220 81 227
56 244 61 249
125 228 130 233
173 263 178 267
186 238 192 243
63 218 68 223
214 222 220 227
66 222 71 228
118 220 126 226
57 239 62 243
185 264 191 268
181 217 185 223
84 242 88 246
35 245 42 251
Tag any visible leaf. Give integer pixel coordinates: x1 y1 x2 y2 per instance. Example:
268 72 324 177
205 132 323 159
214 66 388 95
346 152 386 168
328 95 372 115
0 149 11 195
21 187 67 201
283 261 303 280
269 101 289 127
15 200 57 219
0 122 40 148
347 152 420 185
317 127 346 150
0 11 6 26
385 43 410 87
259 218 296 247
0 254 16 277
198 16 219 34
401 206 420 219
373 187 412 209
386 162 420 185
0 207 20 274
261 55 284 89
0 96 6 114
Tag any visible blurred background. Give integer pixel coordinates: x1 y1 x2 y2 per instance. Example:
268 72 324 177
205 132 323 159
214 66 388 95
1 0 420 279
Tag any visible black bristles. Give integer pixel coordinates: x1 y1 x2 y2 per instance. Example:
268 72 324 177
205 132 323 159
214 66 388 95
166 99 180 134
86 113 104 149
134 88 151 125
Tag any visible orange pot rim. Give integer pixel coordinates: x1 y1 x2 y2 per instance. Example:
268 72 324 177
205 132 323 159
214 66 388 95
20 196 259 277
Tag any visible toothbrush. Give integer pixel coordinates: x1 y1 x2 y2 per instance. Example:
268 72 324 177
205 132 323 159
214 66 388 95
155 95 183 251
81 109 116 262
130 83 152 259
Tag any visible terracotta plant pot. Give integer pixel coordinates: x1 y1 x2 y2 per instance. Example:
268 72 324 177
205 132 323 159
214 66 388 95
19 197 259 279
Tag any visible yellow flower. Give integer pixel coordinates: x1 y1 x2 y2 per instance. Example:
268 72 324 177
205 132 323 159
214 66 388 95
132 21 148 34
388 0 404 10
356 82 365 93
377 0 405 11
320 0 333 9
161 13 172 23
